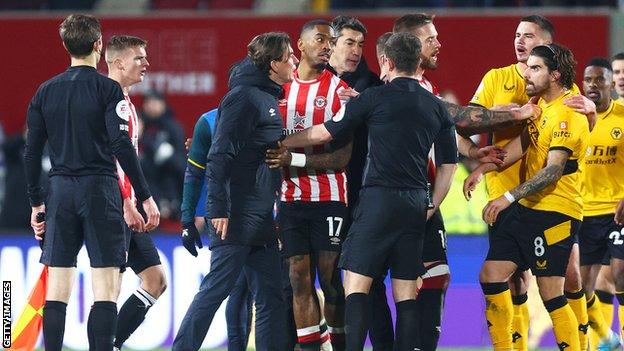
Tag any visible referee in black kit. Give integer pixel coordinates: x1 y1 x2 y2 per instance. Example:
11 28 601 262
24 14 159 351
281 32 458 351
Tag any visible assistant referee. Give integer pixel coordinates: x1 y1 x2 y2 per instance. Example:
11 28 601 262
24 14 159 351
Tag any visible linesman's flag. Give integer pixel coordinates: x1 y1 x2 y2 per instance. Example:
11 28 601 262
9 266 48 351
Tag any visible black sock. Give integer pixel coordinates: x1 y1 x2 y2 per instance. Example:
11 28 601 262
415 289 445 351
114 289 156 348
43 300 67 351
395 299 419 351
345 293 370 351
368 278 394 351
87 301 118 351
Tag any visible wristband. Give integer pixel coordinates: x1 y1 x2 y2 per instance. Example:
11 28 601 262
503 191 516 203
290 153 306 167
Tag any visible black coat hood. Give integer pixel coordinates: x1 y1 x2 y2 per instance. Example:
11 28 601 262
228 57 283 98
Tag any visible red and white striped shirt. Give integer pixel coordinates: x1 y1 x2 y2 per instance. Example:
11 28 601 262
279 69 349 203
115 94 139 202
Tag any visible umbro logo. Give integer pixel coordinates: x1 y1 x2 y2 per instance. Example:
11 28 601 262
182 229 189 237
512 332 522 342
269 108 276 117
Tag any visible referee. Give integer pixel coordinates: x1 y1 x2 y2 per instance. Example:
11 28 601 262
282 32 458 351
24 14 159 351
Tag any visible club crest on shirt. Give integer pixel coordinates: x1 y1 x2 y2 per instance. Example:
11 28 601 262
314 96 327 110
115 100 131 122
611 127 622 140
278 99 288 106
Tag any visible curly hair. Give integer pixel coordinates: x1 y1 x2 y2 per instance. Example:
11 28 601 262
530 43 576 90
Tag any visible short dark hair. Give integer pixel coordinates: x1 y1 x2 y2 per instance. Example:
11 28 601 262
376 32 393 56
586 57 612 72
612 52 624 62
106 35 147 52
393 13 434 33
384 32 421 75
331 15 367 38
520 15 555 40
301 19 331 36
59 14 101 58
247 32 291 75
530 43 576 90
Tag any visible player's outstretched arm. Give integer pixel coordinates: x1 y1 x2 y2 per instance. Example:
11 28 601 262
446 101 540 136
463 130 528 200
282 124 333 149
266 140 352 169
482 149 569 224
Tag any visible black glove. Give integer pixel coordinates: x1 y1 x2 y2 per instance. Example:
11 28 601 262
181 222 203 257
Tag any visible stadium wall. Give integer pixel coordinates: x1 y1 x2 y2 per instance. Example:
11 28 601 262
0 14 609 136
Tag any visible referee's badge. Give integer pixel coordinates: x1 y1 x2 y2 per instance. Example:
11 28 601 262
115 100 131 122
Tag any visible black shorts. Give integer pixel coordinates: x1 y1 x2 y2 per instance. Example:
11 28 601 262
486 203 579 277
124 228 162 274
338 187 427 280
422 209 447 263
40 175 126 268
278 201 348 258
488 205 530 272
579 214 624 266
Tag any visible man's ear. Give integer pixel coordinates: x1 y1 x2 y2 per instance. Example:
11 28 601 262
551 70 561 82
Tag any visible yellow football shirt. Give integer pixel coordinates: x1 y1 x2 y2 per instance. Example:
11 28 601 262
581 100 624 216
470 64 581 201
470 64 528 200
518 90 589 220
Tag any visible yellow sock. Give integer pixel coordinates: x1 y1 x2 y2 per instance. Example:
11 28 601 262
511 293 529 351
590 290 614 351
546 296 581 351
482 282 514 350
567 289 589 350
588 293 611 338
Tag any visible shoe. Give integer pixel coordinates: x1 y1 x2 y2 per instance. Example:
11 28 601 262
598 330 622 351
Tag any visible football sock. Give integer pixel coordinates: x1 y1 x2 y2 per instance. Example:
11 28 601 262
395 299 419 351
587 293 610 339
297 325 322 351
545 295 580 351
43 300 67 351
481 282 514 350
566 289 589 350
328 324 345 351
416 288 445 351
345 293 369 351
87 301 118 351
511 293 529 351
114 287 156 348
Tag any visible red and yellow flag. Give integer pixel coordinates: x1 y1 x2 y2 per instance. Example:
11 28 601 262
9 266 47 351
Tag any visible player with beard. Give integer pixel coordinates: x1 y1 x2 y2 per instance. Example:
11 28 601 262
576 57 624 350
468 16 598 350
466 44 589 351
105 35 167 351
269 20 350 351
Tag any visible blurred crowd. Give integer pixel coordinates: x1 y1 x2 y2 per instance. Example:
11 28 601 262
0 90 187 231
